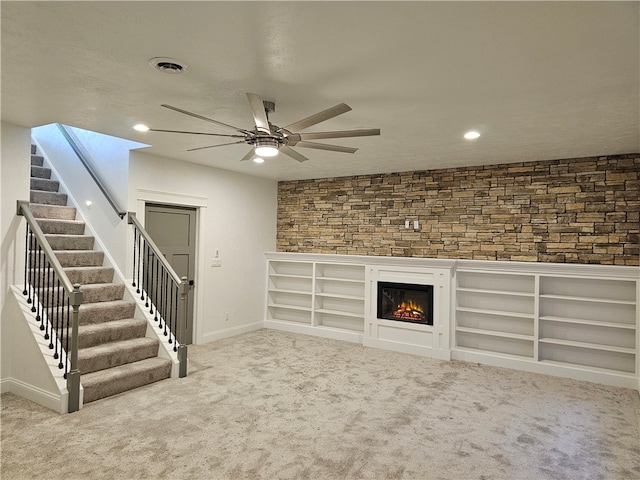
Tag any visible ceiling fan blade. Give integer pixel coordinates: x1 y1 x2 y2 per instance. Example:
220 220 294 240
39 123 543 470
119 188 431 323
149 128 244 138
295 141 358 154
240 148 256 162
299 128 380 140
186 140 246 152
279 146 309 163
281 103 352 132
161 104 250 135
246 93 271 134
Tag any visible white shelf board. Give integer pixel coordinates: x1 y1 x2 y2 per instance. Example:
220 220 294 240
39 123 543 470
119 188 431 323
540 294 636 305
539 315 636 330
456 287 534 297
456 306 535 320
268 288 312 296
267 303 312 312
538 338 636 355
269 273 313 280
315 308 364 318
453 345 534 360
316 276 365 284
538 359 636 376
455 326 534 342
315 292 365 301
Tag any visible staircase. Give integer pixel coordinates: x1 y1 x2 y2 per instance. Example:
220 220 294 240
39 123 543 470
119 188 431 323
29 144 172 404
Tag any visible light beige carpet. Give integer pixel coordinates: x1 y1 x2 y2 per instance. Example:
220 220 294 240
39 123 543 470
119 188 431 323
2 329 639 479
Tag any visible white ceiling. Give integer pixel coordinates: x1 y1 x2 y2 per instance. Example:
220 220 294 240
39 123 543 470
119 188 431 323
2 1 638 181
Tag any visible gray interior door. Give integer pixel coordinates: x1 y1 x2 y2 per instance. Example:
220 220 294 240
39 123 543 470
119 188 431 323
144 203 196 344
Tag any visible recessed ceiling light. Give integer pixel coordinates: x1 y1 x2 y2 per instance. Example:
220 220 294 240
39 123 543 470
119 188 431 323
464 131 481 140
133 124 149 132
253 157 265 164
148 57 190 74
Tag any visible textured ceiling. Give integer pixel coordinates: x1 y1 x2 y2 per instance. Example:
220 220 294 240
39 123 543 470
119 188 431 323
2 1 638 181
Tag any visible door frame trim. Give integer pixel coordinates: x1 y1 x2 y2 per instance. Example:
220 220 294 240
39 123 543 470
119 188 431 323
133 188 207 345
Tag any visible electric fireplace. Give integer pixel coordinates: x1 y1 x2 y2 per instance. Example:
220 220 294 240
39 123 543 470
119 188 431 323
377 282 434 326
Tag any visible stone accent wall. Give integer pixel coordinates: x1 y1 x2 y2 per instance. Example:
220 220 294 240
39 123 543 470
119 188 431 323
277 154 639 266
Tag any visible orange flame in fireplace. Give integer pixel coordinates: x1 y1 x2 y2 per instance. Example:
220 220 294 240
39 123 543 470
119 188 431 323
392 300 425 320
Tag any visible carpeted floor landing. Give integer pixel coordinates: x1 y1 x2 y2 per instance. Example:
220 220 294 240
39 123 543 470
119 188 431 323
1 329 639 479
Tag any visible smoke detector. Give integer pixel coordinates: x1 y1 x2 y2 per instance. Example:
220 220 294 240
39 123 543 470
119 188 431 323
149 57 190 74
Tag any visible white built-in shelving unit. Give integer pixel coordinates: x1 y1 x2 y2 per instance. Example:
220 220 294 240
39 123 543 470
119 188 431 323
265 253 639 390
453 263 638 388
265 257 365 342
455 271 536 359
538 275 637 374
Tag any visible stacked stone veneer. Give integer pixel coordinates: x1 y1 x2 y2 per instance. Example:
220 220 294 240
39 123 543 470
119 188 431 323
277 154 639 266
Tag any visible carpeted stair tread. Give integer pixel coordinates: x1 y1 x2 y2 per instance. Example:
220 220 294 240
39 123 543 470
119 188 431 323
64 266 114 284
31 177 60 192
77 300 137 325
31 144 37 154
46 234 95 250
35 218 85 235
41 283 125 305
30 204 76 220
32 266 113 285
81 357 172 404
77 318 148 349
79 283 125 303
54 250 104 267
30 190 68 206
30 165 51 179
30 154 43 166
78 337 161 374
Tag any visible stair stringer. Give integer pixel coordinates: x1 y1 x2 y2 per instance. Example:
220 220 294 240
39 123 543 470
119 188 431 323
1 286 81 413
124 284 181 379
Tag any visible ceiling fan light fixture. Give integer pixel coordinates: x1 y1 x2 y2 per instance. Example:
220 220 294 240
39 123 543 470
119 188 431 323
464 130 481 140
254 138 279 157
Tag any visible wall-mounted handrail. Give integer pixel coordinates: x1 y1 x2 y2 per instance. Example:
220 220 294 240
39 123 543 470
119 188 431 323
55 123 127 219
17 200 83 412
128 212 188 377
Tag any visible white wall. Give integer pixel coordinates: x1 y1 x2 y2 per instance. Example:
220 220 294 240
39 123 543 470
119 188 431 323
66 125 147 204
128 151 277 344
1 122 31 383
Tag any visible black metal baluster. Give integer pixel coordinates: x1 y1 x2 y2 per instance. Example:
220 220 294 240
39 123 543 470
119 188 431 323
54 277 61 359
143 243 149 306
23 223 29 296
45 259 53 347
137 230 143 294
167 282 174 341
156 267 162 336
132 228 138 288
36 244 43 327
27 229 34 304
150 252 156 316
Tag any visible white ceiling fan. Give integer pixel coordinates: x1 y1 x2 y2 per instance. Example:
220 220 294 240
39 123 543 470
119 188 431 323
147 93 381 162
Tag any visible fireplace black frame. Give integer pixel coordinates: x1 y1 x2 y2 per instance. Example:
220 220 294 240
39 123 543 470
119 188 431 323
377 281 434 326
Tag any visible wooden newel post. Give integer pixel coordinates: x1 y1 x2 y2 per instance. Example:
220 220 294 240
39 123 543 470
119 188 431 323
67 283 83 413
177 276 189 378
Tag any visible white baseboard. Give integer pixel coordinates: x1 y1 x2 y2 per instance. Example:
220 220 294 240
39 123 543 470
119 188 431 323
2 377 68 414
264 320 363 344
200 321 263 344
